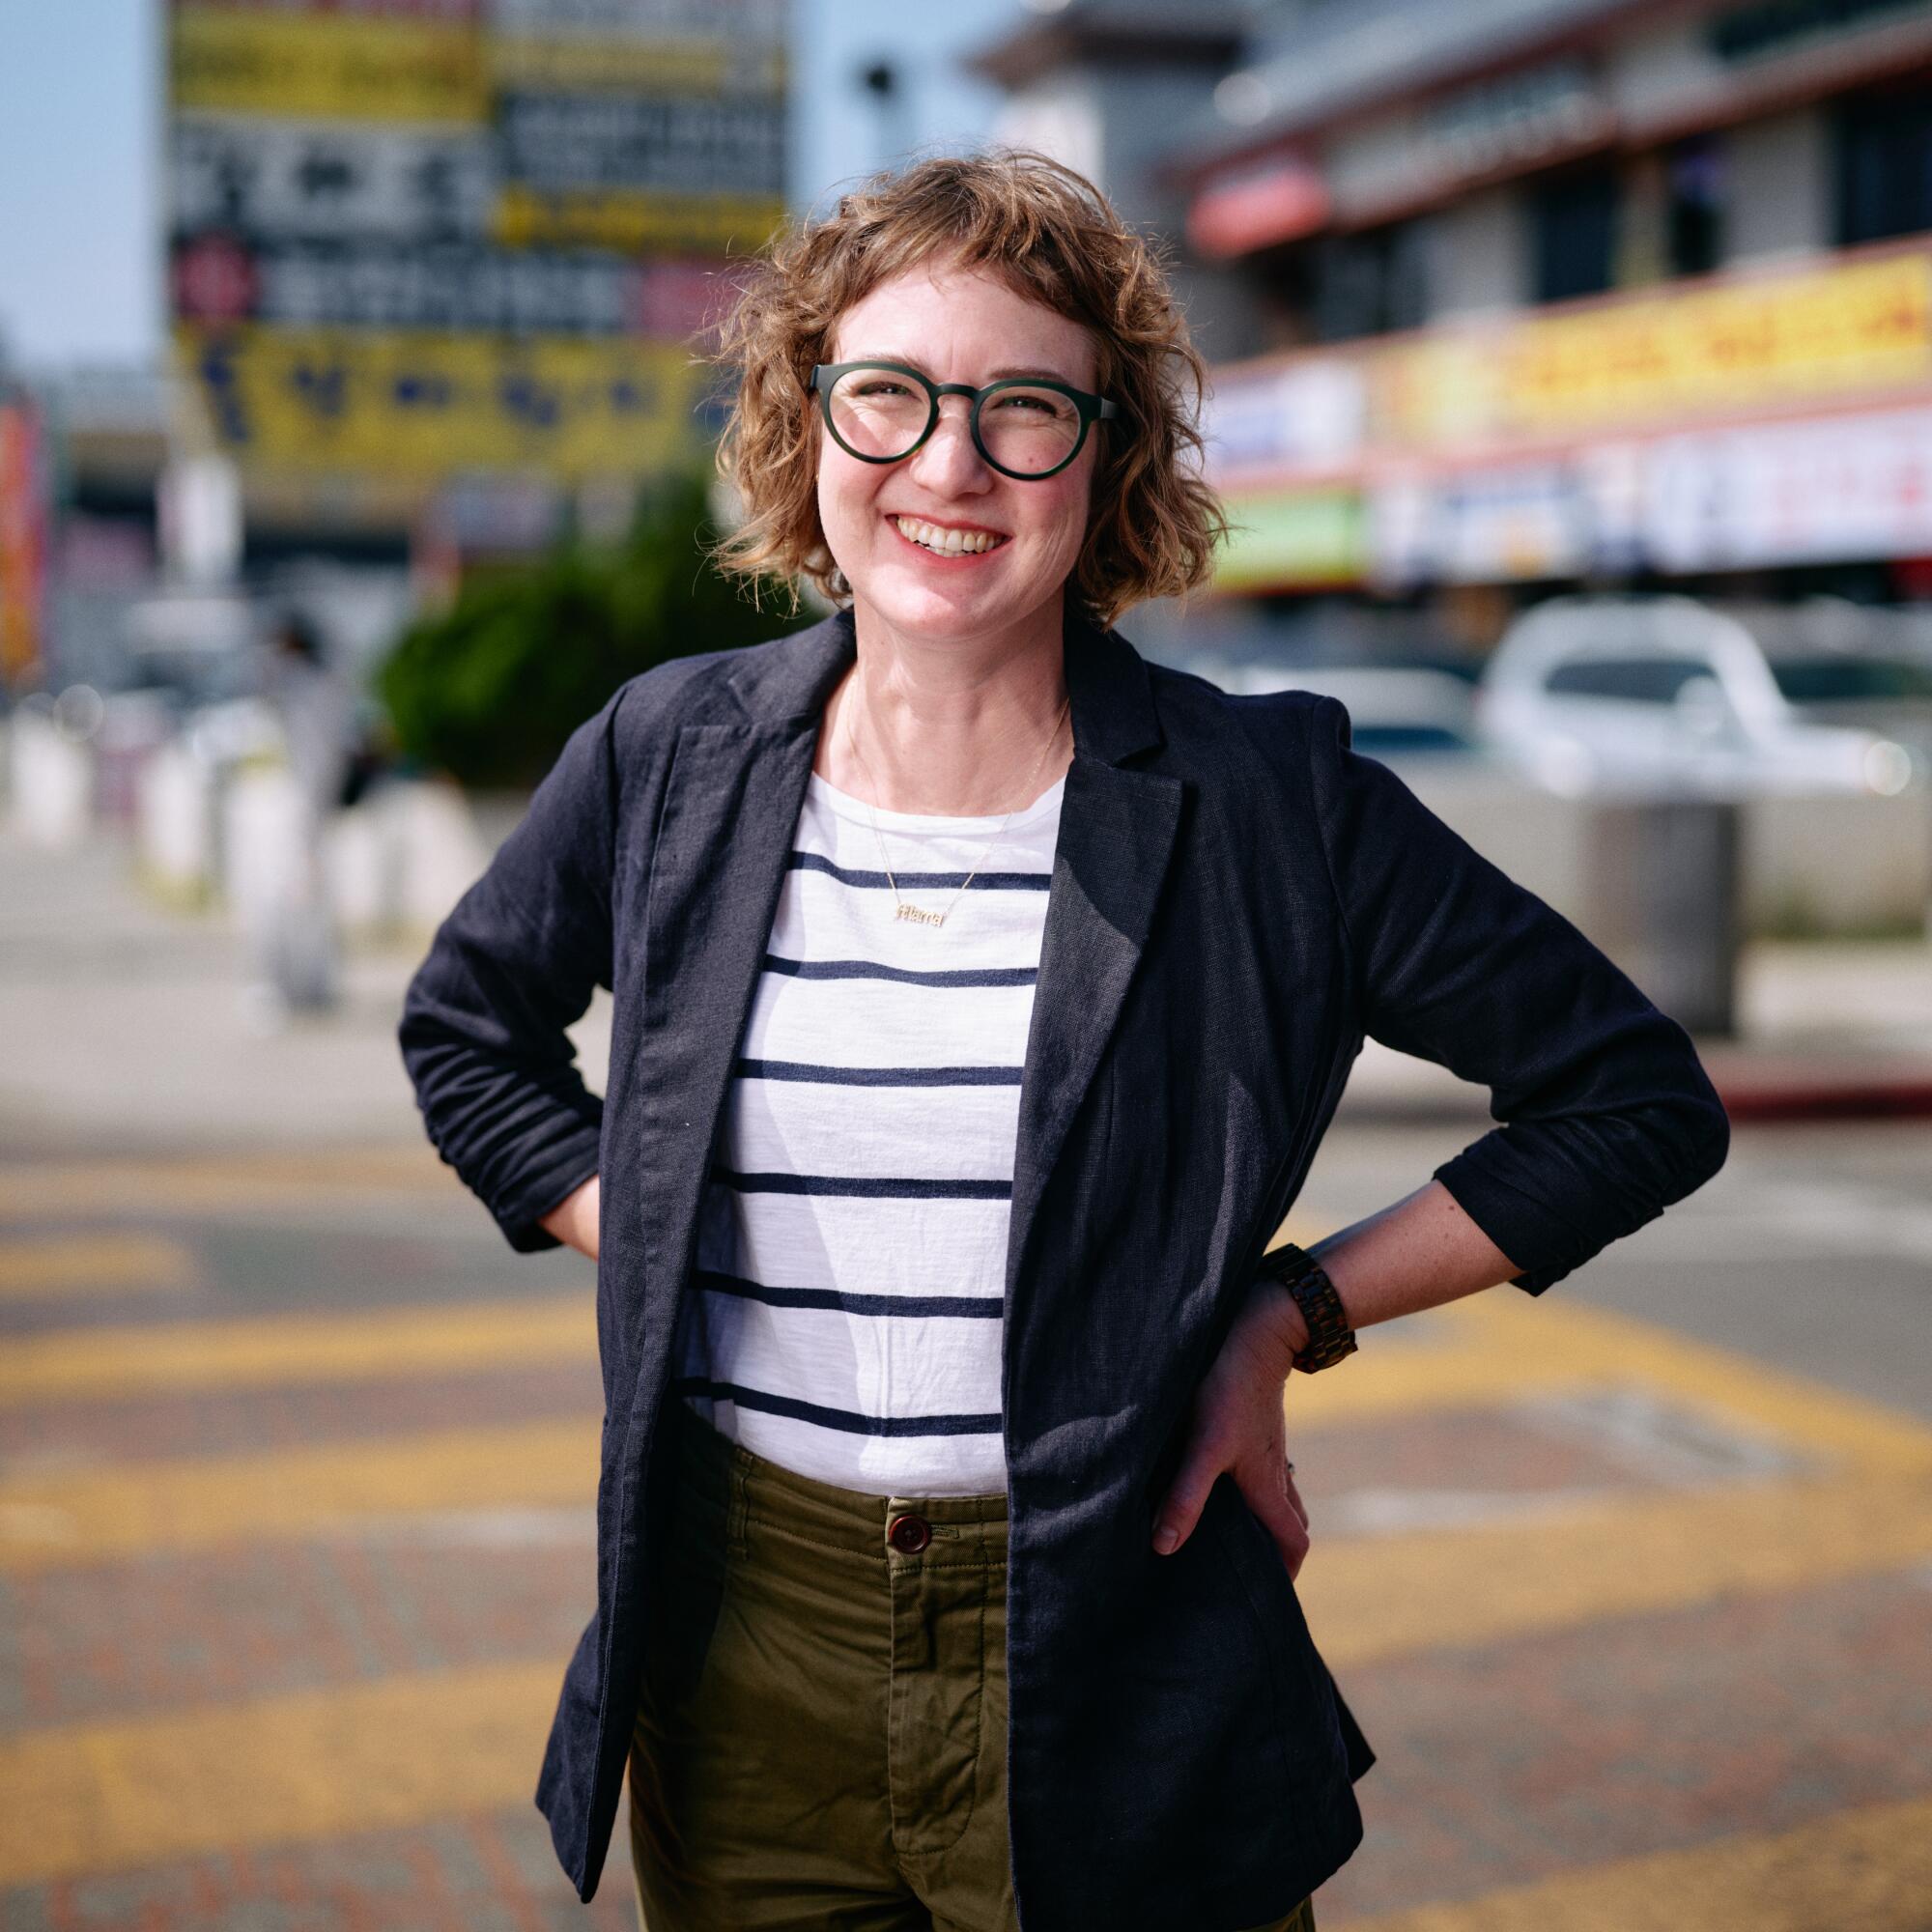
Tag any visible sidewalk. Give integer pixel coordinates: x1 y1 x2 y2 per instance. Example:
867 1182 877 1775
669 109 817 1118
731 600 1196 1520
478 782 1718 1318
2 825 1927 1154
0 825 614 1157
1336 937 1932 1125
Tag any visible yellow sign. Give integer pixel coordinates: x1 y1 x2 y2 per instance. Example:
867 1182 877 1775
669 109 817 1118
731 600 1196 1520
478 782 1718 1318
492 185 786 253
172 325 710 484
170 9 488 125
1378 251 1932 447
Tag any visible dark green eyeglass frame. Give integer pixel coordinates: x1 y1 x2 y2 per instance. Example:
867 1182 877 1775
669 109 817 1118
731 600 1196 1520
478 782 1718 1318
810 359 1120 479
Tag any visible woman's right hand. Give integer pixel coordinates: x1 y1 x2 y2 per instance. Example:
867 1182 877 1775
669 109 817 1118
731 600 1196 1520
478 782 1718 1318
539 1175 601 1260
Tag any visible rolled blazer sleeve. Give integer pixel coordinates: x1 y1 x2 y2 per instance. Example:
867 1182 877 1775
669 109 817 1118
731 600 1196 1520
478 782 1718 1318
1306 694 1730 1294
398 693 620 1253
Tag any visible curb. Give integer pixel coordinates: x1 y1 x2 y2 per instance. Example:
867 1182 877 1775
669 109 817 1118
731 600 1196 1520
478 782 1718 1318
1708 1073 1932 1123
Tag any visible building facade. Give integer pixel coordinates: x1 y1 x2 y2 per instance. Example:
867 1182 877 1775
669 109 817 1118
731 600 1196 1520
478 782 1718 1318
976 0 1932 647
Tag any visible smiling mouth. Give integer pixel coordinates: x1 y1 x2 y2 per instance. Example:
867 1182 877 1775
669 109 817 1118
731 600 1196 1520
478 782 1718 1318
891 515 1009 556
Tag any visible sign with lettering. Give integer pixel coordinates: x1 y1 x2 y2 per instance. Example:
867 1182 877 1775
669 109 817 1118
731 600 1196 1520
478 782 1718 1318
165 0 785 495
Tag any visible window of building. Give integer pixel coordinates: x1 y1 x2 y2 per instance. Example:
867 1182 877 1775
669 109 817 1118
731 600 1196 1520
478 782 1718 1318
1308 219 1431 341
1667 136 1725 275
1834 83 1932 245
1529 162 1619 302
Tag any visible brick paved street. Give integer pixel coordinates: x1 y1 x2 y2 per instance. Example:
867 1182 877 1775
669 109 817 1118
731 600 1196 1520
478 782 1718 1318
3 829 1930 1929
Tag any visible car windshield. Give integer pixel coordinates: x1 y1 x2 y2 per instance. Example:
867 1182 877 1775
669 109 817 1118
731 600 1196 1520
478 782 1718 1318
1769 657 1932 702
1544 656 1711 702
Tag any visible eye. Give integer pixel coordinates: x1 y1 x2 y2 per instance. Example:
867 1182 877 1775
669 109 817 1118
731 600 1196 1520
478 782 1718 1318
851 377 916 398
987 388 1070 417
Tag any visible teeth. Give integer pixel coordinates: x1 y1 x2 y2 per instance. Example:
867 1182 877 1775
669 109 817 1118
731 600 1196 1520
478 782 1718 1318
894 516 1004 554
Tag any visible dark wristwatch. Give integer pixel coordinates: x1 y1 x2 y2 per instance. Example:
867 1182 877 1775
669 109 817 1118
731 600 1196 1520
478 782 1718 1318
1254 1242 1357 1374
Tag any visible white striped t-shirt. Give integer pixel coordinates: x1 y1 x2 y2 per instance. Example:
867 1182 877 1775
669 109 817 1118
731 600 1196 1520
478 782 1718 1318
670 765 1065 1497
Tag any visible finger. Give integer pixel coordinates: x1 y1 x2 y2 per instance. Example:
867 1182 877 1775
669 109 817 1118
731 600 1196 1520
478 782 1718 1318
1283 1468 1309 1534
1247 1485 1310 1577
1152 1453 1226 1555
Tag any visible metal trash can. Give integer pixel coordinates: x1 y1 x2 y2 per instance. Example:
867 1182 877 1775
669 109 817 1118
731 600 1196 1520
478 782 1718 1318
1582 796 1741 1038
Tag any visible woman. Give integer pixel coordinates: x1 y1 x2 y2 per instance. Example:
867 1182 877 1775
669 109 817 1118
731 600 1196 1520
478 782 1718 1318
400 153 1730 1932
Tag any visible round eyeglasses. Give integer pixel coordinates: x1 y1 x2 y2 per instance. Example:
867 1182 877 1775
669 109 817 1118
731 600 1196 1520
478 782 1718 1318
810 360 1119 480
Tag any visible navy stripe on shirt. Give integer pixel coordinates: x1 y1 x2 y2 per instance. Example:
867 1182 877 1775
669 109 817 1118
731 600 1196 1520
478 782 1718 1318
674 1378 1003 1436
695 1267 1004 1319
762 952 1038 989
715 1169 1012 1200
788 850 1051 893
734 1058 1023 1087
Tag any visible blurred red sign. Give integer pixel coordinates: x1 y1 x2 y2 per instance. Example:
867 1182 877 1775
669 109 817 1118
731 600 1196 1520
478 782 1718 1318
0 402 47 689
1188 156 1330 261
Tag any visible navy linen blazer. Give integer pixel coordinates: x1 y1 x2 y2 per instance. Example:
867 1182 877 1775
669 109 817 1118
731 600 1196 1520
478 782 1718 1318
399 605 1730 1930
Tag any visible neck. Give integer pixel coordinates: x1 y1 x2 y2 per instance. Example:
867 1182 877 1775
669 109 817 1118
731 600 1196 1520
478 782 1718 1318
818 593 1073 816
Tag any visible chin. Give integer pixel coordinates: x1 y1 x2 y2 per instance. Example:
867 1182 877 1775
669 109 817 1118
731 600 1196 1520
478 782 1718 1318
865 574 1009 640
861 559 1066 644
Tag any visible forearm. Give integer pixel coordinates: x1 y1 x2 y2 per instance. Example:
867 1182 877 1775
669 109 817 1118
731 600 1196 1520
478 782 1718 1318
539 1174 601 1260
1263 1178 1521 1361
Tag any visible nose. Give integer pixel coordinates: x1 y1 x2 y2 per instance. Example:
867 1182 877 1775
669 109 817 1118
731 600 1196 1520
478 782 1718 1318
908 395 991 492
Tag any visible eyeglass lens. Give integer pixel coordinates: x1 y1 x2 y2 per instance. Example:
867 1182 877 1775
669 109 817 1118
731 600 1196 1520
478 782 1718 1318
825 368 1084 475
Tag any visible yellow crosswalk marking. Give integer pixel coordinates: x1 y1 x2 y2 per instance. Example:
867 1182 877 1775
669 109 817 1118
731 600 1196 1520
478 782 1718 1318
1287 1291 1932 1474
0 1419 596 1572
0 1235 197 1300
1304 1463 1932 1662
0 1295 593 1406
1350 1792 1932 1931
0 1146 454 1223
0 1660 562 1888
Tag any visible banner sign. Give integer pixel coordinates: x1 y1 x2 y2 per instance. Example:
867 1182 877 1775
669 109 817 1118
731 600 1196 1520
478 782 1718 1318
1640 405 1932 573
170 9 489 123
1214 489 1366 591
166 0 786 495
495 89 784 200
0 402 48 689
173 234 650 334
1209 245 1932 493
170 118 496 240
1378 251 1932 448
174 324 709 479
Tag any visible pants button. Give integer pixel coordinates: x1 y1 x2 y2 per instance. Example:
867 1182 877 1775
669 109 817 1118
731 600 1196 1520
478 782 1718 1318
888 1512 932 1555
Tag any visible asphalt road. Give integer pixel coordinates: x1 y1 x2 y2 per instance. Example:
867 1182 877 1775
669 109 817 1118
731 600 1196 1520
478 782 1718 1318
2 826 1929 1928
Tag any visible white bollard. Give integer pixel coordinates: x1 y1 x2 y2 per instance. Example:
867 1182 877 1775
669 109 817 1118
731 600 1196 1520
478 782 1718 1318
9 709 94 849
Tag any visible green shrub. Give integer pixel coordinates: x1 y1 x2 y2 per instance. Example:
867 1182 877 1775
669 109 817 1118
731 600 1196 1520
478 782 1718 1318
379 470 798 788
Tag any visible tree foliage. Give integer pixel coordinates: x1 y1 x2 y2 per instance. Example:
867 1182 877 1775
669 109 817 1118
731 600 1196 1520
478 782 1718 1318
379 470 800 787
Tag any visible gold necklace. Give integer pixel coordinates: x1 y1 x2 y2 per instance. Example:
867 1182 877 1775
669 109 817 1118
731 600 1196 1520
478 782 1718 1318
840 681 1070 931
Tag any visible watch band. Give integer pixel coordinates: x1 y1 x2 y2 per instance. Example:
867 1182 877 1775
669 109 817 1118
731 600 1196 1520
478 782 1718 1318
1254 1242 1358 1374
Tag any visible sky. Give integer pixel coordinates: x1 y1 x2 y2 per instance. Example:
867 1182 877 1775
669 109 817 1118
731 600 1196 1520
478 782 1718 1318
0 0 1024 375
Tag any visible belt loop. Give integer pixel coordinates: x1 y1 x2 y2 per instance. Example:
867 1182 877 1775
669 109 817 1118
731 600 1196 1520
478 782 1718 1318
728 1456 751 1559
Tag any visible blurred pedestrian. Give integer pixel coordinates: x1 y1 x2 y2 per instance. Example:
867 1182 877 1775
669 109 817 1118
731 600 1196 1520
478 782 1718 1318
400 152 1730 1932
242 610 353 1021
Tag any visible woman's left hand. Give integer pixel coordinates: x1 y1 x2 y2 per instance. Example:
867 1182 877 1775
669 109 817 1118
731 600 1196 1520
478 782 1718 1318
1151 1277 1310 1579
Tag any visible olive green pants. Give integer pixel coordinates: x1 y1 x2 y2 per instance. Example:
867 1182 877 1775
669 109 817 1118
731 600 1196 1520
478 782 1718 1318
627 1401 1317 1932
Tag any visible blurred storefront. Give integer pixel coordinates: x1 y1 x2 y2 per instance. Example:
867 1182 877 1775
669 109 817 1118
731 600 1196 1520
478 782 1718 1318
980 0 1932 632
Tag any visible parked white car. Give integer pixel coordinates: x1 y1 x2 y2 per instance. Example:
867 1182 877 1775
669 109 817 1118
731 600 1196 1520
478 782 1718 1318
1478 596 1924 799
1220 663 1482 753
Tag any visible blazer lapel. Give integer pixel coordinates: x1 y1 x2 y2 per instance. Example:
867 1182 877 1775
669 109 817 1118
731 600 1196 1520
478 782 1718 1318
1005 615 1182 1305
626 614 856 1413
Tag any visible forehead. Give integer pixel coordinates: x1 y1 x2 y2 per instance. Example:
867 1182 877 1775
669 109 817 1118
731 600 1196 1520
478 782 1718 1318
829 262 1095 384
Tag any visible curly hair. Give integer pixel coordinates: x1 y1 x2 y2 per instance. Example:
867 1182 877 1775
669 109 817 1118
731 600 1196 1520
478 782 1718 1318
710 150 1227 626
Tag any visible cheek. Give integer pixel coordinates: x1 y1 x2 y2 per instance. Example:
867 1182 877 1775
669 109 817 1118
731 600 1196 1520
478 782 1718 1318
816 450 876 545
1029 473 1094 561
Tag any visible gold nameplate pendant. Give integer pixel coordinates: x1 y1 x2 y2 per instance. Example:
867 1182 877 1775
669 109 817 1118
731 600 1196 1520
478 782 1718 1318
895 903 946 927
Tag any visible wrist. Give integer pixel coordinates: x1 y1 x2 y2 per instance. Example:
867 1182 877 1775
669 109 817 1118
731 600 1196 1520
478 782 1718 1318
1253 1241 1358 1375
1248 1276 1313 1378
